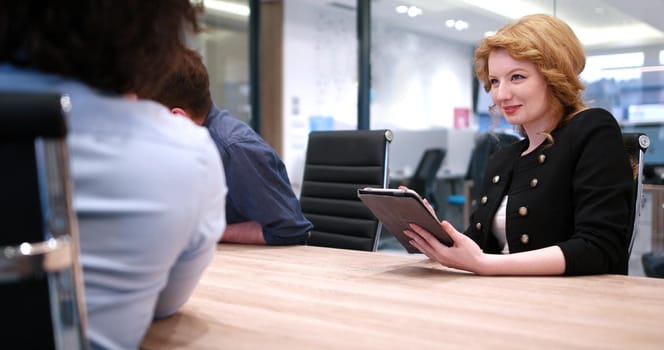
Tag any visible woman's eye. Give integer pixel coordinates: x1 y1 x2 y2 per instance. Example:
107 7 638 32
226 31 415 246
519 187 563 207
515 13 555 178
511 74 525 81
489 78 499 86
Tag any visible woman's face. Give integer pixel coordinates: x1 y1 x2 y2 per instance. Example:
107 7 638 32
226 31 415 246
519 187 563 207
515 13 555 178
488 48 555 135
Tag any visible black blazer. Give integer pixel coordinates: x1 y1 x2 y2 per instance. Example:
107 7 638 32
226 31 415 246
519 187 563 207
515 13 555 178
464 108 633 275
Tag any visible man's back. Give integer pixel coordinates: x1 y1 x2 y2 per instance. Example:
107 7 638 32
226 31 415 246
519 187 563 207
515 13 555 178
0 66 228 350
133 47 310 246
205 105 312 245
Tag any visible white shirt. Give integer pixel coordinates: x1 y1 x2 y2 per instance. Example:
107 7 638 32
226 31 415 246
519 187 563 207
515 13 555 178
492 196 510 254
0 66 227 350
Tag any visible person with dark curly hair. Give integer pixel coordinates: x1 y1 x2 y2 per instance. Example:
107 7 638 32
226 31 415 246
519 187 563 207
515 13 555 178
0 1 228 349
404 14 634 276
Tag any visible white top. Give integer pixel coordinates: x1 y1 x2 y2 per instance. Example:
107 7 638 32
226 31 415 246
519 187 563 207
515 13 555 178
492 196 510 254
0 66 228 350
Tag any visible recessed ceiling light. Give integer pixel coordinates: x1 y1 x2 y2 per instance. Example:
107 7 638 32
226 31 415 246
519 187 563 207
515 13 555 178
445 19 469 31
395 5 422 17
454 20 469 31
407 6 422 17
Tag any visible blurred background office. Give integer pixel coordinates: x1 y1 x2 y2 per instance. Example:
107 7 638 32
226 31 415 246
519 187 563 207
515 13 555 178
189 0 664 274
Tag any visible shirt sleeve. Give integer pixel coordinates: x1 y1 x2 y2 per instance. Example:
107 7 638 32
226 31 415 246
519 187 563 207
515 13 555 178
557 109 633 275
153 138 227 318
224 140 312 245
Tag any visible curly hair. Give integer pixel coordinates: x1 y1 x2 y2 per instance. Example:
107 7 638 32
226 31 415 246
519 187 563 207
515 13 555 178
473 14 587 135
0 0 201 94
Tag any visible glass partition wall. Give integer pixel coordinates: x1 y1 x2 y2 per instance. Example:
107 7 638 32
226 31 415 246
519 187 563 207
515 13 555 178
195 0 664 195
194 0 251 125
195 0 664 187
195 0 664 145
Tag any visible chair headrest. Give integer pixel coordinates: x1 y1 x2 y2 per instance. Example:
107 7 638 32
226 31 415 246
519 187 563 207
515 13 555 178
0 92 68 139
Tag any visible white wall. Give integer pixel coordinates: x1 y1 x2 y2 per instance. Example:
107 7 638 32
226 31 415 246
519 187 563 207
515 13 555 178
371 23 476 131
283 0 357 194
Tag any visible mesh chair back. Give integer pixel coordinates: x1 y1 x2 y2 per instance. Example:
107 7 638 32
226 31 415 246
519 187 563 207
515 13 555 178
301 129 393 251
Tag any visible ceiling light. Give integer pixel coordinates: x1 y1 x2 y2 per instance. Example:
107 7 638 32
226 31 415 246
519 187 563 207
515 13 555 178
407 6 422 17
454 20 469 31
395 5 422 17
581 52 645 82
574 23 663 48
445 19 469 31
204 0 250 16
601 65 664 73
588 52 644 69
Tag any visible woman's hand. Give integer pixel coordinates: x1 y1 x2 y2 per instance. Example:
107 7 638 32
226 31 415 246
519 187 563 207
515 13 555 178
397 185 439 221
404 220 487 274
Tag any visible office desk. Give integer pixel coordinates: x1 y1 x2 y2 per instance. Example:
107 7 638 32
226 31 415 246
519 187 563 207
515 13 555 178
142 245 664 349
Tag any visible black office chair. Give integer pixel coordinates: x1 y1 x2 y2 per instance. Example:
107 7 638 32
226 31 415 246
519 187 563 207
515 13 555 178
301 129 393 251
407 148 446 212
621 132 664 278
0 92 89 348
642 251 664 278
623 132 649 258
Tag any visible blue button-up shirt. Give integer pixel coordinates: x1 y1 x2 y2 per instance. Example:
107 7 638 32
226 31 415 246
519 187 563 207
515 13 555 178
204 104 312 245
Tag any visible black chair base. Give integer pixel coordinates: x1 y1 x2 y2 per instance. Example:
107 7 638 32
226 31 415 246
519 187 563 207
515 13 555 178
642 251 664 278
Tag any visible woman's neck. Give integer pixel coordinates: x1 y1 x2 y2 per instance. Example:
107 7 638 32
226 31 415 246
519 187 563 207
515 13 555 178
522 132 547 156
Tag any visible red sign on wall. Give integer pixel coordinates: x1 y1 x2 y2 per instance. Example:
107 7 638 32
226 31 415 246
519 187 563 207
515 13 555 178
454 107 469 129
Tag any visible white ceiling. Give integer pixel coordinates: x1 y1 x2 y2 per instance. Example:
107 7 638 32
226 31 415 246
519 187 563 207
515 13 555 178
328 0 664 52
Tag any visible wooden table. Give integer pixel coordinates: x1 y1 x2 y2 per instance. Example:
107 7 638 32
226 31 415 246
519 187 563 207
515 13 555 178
142 245 664 349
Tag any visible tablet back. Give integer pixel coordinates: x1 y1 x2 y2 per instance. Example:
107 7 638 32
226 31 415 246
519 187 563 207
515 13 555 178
357 188 453 253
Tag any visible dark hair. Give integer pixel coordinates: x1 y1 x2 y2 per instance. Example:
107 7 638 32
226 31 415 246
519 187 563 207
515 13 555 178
140 47 213 122
0 0 201 94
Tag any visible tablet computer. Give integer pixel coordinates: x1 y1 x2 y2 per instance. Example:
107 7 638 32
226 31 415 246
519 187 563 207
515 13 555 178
357 187 453 253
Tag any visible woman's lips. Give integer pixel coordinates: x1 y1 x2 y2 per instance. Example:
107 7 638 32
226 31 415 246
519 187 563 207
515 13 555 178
502 105 520 115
